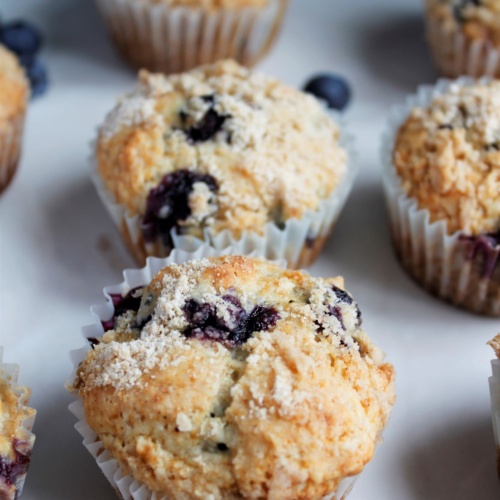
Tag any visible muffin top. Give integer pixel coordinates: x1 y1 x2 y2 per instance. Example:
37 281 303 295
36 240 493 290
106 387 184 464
133 0 268 8
0 45 28 128
426 0 500 45
0 372 35 496
393 80 500 237
74 256 395 499
97 60 347 243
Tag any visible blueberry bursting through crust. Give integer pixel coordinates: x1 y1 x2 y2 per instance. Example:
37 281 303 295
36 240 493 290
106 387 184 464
98 289 280 349
0 439 32 491
140 170 218 248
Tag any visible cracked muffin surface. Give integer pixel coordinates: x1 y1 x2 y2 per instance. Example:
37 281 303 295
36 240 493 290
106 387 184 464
96 60 347 247
73 256 395 499
393 80 500 238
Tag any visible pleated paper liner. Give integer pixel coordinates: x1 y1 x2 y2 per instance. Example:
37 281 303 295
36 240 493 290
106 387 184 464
381 77 500 316
91 108 357 269
0 348 36 499
95 0 288 73
426 15 500 78
68 247 362 499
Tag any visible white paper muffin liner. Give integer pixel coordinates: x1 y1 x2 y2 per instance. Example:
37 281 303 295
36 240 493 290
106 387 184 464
489 358 500 475
67 246 362 499
381 77 500 316
95 0 288 73
0 113 25 194
426 15 500 78
0 348 36 499
91 109 357 269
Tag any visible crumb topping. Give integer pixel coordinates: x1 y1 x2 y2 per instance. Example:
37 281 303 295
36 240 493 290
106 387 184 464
0 375 34 461
489 333 500 358
77 257 377 392
97 60 347 240
74 256 395 498
394 81 500 236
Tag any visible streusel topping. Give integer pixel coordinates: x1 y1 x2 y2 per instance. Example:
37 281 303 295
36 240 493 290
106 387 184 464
97 60 347 242
489 333 500 358
74 256 394 499
394 81 500 236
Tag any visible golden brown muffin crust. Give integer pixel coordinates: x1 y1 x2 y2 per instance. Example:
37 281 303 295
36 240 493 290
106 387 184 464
131 0 268 8
0 45 28 129
75 256 395 499
393 80 500 236
97 60 347 240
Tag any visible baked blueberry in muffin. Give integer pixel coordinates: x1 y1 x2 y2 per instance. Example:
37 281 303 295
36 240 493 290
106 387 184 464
95 60 351 267
73 256 395 498
0 359 36 499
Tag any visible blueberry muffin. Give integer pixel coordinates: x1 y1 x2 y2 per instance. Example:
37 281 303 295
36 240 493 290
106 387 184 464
0 357 36 499
425 0 500 77
0 45 29 193
390 79 500 315
96 0 288 74
95 60 351 267
72 256 395 499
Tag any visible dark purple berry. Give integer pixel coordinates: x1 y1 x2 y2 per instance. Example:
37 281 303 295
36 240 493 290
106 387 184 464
327 305 345 331
303 74 351 111
0 439 31 488
181 94 228 143
332 286 353 305
101 287 145 332
141 170 218 246
0 21 42 56
182 296 279 347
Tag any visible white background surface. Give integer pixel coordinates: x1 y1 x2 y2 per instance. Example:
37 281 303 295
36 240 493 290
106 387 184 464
1 0 499 498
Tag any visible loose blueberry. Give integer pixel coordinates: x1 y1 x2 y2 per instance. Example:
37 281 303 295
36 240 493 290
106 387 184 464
0 21 42 56
182 295 279 347
303 74 351 111
141 170 218 247
23 58 48 98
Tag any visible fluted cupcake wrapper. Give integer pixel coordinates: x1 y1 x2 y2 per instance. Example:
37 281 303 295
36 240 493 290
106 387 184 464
489 359 500 475
381 77 500 316
0 112 25 194
91 109 357 269
95 0 288 74
67 247 360 500
426 15 500 78
0 348 36 499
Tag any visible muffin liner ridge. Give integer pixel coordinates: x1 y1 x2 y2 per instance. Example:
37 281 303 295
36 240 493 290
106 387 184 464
426 15 500 78
91 108 357 269
95 0 288 73
67 246 361 500
381 77 500 317
0 348 36 499
489 357 500 476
